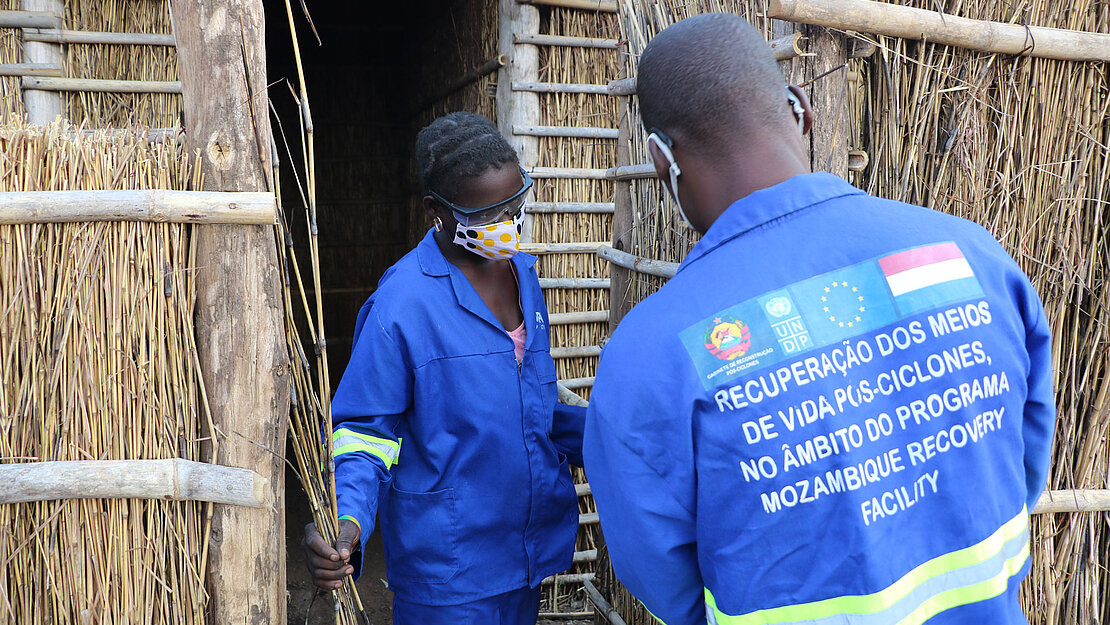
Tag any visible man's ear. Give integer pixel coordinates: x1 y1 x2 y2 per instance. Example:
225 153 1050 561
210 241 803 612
787 84 815 136
647 139 674 195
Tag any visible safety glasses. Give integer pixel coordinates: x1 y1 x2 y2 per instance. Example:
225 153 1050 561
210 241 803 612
427 167 533 227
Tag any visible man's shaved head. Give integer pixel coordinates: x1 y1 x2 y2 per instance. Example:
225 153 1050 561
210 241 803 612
638 13 788 151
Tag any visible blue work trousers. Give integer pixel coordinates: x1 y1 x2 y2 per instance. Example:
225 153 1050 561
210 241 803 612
392 585 542 625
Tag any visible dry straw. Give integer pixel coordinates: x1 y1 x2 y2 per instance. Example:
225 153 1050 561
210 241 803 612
606 1 1110 624
0 120 209 624
62 0 180 128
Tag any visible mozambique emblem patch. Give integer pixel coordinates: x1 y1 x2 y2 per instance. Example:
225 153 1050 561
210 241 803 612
704 316 751 361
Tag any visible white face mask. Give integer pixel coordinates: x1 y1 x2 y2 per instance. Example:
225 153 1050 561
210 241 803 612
647 132 693 229
453 209 524 260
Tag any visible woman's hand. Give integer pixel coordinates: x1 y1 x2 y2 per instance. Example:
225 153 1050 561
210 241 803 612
301 519 361 590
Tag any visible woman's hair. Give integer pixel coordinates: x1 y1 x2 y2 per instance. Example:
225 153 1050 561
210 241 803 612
415 112 519 200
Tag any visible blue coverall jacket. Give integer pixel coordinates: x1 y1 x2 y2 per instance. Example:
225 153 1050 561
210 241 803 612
332 229 585 605
584 173 1055 625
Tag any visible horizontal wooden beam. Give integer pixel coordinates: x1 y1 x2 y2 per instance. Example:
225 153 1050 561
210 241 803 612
539 277 610 289
520 241 609 254
561 376 596 389
0 9 57 28
514 124 618 139
607 77 636 96
1033 489 1110 514
518 0 617 12
598 244 679 278
550 345 601 359
514 33 620 49
526 201 615 213
573 549 598 563
0 62 60 77
542 572 596 585
0 459 270 508
607 163 656 180
512 81 609 94
22 28 176 46
22 76 183 93
529 166 609 180
549 310 609 324
559 383 590 408
769 0 1110 62
0 190 276 225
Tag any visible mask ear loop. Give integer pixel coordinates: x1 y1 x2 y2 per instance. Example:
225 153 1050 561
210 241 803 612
648 131 695 229
647 132 682 198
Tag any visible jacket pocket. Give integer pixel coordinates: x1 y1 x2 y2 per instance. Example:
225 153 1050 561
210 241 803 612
383 485 459 584
533 354 559 430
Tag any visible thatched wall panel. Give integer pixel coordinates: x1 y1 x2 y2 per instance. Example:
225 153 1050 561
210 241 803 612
0 122 207 624
62 0 180 128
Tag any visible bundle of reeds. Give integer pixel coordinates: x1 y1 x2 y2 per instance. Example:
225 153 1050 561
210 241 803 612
0 119 209 624
0 0 21 122
63 0 180 128
609 1 1110 624
849 2 1110 622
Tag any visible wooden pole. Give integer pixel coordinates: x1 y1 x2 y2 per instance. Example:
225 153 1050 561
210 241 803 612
769 0 1110 62
417 54 507 112
598 244 679 279
0 190 276 225
538 277 611 289
526 201 615 213
512 81 609 95
20 0 62 123
518 0 617 12
499 0 540 244
0 62 59 77
21 28 176 46
804 25 850 177
583 580 630 625
0 459 270 508
21 76 183 93
609 74 635 331
514 33 620 49
1033 489 1110 514
0 9 55 28
170 2 289 623
513 124 619 139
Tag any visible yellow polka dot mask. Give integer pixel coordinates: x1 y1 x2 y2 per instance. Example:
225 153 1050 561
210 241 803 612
453 209 524 260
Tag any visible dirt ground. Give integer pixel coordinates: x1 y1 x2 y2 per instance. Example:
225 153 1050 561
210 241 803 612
286 476 394 625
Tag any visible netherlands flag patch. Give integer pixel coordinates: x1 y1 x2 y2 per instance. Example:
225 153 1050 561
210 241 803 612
878 242 983 316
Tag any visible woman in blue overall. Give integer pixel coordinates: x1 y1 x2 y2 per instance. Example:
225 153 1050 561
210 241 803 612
302 112 585 625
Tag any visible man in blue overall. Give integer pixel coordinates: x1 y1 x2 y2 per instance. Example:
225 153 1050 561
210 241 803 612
583 13 1055 625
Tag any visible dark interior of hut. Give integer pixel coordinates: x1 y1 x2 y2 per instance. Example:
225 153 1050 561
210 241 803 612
263 0 493 621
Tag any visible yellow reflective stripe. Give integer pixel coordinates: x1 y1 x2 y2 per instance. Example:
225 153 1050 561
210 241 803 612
707 507 1028 625
896 540 1029 625
332 428 401 468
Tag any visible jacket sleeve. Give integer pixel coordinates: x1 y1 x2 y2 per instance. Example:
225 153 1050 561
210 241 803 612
1018 279 1055 512
584 338 704 625
551 402 586 466
330 301 412 576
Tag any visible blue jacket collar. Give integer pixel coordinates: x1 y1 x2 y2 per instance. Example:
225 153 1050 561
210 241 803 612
415 228 539 340
680 173 864 272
